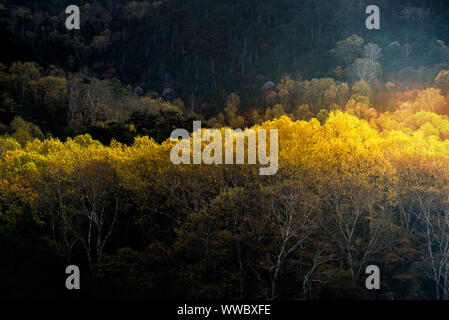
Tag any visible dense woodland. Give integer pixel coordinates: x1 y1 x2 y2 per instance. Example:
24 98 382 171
3 0 449 299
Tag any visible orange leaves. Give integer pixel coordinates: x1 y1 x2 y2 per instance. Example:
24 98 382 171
345 98 378 121
0 177 36 204
410 88 446 113
0 176 38 227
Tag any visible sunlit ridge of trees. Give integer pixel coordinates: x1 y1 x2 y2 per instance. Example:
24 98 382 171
3 95 449 298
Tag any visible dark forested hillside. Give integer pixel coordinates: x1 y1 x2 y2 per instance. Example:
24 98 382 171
3 0 449 114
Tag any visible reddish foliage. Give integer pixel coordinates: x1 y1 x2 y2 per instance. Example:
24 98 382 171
375 90 418 111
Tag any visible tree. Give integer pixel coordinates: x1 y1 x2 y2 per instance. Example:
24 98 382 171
435 70 449 94
174 187 267 299
351 80 374 103
71 159 121 272
8 116 44 146
261 181 321 299
395 156 449 299
313 112 389 288
34 139 122 275
332 35 364 66
363 43 382 63
224 92 241 128
350 58 380 84
412 88 446 114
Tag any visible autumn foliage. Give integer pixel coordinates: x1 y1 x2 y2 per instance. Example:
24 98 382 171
3 87 449 299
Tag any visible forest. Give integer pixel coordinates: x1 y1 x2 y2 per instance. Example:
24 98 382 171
3 0 449 300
